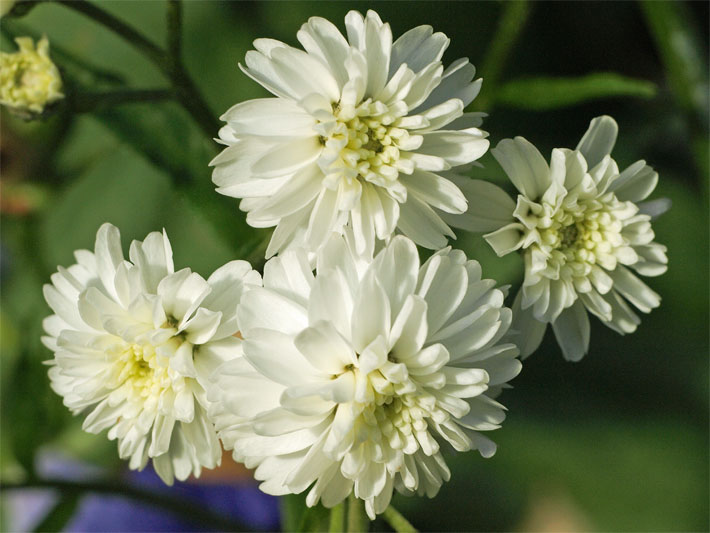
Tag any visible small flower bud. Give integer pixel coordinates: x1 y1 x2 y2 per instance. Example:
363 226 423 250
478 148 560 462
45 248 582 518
1 36 64 118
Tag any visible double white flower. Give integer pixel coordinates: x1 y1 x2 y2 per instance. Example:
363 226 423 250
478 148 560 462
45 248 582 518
43 223 260 483
468 116 668 360
212 10 489 257
208 234 520 519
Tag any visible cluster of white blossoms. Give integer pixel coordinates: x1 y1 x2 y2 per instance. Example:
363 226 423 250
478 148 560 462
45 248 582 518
41 8 666 524
467 116 668 361
43 223 260 483
208 234 520 518
211 10 488 257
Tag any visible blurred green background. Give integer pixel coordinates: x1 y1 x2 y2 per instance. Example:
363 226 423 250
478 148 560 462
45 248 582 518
1 1 707 531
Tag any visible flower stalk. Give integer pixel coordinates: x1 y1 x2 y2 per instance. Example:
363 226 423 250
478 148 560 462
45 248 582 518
382 506 418 533
56 0 219 139
71 88 174 113
328 502 345 533
347 493 368 533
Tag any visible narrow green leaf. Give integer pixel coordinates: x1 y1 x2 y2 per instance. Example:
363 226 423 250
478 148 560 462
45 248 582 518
32 491 81 532
495 73 657 110
476 0 531 110
640 0 709 118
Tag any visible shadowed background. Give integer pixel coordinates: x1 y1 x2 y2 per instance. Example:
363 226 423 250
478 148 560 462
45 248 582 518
1 1 708 531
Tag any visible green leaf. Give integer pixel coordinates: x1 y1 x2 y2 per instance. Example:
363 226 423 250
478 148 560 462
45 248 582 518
640 0 709 118
494 73 657 110
32 491 81 532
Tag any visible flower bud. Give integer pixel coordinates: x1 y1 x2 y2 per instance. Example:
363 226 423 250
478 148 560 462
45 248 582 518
1 36 63 118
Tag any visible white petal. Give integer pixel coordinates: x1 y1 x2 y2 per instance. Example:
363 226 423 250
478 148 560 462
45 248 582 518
308 269 354 340
263 249 314 307
397 195 454 249
157 269 210 327
575 115 618 169
243 327 326 385
390 25 449 75
128 230 174 294
221 98 316 137
202 260 260 340
508 291 547 358
297 16 350 88
238 287 308 336
609 265 661 313
351 272 390 354
491 137 550 200
484 223 525 256
551 300 590 362
294 321 356 374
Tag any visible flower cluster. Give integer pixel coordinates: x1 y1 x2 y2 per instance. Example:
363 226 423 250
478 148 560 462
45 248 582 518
1 35 63 117
40 8 666 524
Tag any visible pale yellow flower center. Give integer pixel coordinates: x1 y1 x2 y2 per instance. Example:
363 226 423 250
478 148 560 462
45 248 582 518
322 100 411 185
535 195 633 278
112 343 173 401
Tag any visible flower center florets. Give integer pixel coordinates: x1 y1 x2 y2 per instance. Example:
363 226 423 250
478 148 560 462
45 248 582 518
112 342 173 402
531 194 636 279
318 99 414 187
342 360 447 458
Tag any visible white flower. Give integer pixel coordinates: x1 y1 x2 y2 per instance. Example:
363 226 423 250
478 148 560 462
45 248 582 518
42 223 260 483
208 234 520 519
211 10 489 258
467 116 668 361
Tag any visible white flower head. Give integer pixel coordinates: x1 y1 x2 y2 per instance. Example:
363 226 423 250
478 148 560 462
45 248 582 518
42 223 260 484
208 234 520 519
211 10 489 258
469 116 668 361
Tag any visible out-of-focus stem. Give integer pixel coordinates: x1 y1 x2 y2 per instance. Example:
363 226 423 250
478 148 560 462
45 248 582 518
382 505 418 533
347 493 368 532
476 0 531 110
72 89 174 113
56 0 219 140
329 501 345 533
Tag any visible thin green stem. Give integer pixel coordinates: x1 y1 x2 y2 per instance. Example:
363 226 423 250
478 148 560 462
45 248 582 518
72 89 174 113
0 478 249 532
381 505 418 533
56 0 164 66
55 0 219 140
477 0 530 110
347 493 368 533
166 0 182 66
329 502 345 533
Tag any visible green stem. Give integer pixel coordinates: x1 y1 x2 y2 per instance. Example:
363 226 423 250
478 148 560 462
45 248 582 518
477 0 531 110
166 0 182 65
329 502 345 533
56 0 164 66
0 478 249 532
56 0 219 140
72 89 174 113
381 505 418 533
347 493 368 533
